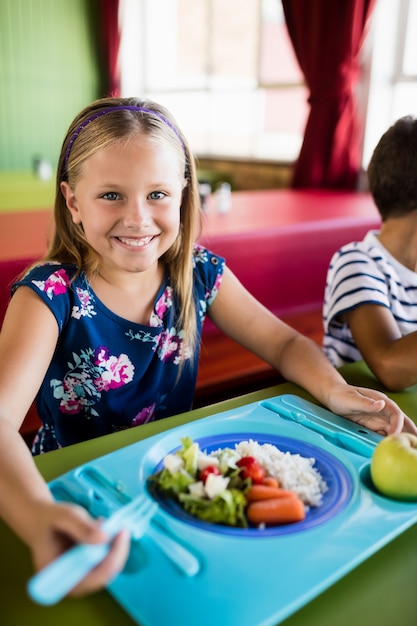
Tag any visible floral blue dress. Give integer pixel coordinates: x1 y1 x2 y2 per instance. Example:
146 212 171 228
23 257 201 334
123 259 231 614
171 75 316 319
13 245 225 454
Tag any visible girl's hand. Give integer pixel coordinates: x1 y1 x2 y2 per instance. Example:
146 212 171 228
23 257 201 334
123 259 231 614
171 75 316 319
30 501 131 597
326 384 417 436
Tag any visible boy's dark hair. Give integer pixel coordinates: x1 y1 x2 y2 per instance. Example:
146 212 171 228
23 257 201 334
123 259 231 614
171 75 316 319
367 116 417 220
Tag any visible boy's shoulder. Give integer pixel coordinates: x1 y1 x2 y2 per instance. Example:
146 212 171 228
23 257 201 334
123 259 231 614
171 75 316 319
332 231 382 260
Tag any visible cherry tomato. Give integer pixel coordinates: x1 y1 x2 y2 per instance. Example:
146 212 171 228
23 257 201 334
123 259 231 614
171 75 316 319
199 465 221 484
241 462 265 484
237 457 265 484
236 456 257 468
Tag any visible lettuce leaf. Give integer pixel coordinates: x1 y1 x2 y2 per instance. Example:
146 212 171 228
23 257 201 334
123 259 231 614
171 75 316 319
179 488 248 527
150 468 194 495
149 438 250 528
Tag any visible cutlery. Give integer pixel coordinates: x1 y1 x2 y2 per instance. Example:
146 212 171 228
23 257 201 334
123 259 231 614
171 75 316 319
52 468 201 577
286 413 376 458
263 399 379 458
27 494 157 605
146 522 200 577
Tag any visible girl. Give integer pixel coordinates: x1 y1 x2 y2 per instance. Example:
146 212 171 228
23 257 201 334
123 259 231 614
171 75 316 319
0 97 415 597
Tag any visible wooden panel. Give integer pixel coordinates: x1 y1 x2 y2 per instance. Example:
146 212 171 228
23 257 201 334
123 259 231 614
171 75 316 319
195 309 324 407
0 0 102 170
0 210 52 260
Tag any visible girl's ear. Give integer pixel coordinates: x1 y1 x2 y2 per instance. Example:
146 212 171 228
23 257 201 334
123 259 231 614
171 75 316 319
60 181 82 224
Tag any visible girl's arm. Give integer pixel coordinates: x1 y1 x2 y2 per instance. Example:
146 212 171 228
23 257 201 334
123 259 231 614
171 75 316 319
0 287 130 594
208 268 417 435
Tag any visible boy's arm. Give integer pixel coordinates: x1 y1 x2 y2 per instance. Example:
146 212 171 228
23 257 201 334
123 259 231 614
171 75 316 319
344 303 417 391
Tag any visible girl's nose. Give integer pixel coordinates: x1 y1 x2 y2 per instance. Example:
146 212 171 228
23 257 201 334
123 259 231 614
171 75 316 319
124 198 150 227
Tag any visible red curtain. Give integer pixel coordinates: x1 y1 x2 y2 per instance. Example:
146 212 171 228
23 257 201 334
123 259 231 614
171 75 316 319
281 0 376 189
100 0 121 97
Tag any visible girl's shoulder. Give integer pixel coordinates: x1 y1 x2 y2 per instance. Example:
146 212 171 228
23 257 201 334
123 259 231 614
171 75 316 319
192 244 225 276
12 263 86 331
15 261 79 284
12 261 80 302
192 245 225 306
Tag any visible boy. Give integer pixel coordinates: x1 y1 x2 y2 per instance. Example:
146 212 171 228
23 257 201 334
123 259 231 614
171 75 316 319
323 116 417 391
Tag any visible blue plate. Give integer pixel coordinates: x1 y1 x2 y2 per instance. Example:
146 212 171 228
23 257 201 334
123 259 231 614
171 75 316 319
148 432 354 536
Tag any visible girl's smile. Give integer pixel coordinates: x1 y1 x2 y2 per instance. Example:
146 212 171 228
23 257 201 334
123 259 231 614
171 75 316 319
116 236 155 247
60 135 186 279
112 234 160 255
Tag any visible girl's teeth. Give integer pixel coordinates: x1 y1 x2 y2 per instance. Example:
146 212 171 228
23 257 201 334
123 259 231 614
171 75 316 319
119 237 152 246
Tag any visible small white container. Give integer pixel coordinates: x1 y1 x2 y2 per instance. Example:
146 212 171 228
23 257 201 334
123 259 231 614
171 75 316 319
198 181 212 211
215 182 232 213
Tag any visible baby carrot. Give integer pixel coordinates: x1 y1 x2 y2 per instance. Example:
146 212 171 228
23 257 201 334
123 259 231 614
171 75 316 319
247 496 306 526
261 476 280 488
245 484 297 502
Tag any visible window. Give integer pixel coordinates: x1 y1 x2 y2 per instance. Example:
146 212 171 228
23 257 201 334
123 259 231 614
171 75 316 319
363 0 417 165
120 0 417 167
119 0 308 161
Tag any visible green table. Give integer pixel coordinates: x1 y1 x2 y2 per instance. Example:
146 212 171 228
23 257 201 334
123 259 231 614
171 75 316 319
1 382 416 626
339 360 417 422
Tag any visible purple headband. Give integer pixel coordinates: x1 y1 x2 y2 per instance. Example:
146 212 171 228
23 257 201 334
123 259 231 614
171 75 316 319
64 105 185 176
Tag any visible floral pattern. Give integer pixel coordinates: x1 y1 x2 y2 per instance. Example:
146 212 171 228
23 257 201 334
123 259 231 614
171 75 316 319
129 285 192 363
151 286 173 327
33 268 70 299
156 327 191 363
72 287 96 319
51 347 135 418
13 246 225 453
132 402 157 426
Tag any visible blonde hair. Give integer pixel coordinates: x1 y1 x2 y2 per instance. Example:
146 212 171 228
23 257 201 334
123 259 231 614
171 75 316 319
45 96 203 356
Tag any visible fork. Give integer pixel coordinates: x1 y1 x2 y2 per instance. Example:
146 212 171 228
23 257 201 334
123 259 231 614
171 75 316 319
51 477 201 577
146 521 200 577
27 494 157 606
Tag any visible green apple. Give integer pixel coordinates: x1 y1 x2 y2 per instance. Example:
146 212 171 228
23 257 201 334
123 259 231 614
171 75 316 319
370 433 417 501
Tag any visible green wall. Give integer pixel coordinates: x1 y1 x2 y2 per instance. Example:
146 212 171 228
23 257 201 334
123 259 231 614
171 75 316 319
0 0 105 172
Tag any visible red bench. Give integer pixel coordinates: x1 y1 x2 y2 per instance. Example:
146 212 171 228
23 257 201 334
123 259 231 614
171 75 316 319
195 189 381 404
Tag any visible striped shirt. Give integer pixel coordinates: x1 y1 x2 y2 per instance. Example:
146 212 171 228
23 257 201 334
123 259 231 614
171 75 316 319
323 230 417 367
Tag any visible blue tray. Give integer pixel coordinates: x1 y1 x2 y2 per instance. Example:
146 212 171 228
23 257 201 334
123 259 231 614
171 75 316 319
48 394 417 626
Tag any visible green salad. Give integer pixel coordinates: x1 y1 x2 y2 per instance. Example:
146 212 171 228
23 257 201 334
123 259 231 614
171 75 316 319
148 437 253 527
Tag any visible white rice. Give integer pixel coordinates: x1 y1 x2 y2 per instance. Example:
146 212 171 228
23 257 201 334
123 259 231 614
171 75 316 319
234 439 328 507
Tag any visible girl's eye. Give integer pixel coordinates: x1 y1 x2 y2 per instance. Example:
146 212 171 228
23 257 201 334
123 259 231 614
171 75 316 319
149 191 166 200
101 192 120 201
